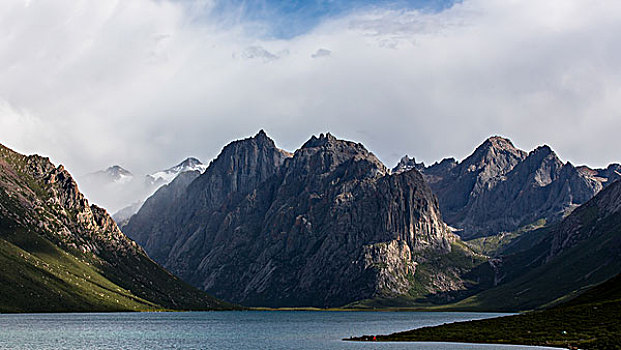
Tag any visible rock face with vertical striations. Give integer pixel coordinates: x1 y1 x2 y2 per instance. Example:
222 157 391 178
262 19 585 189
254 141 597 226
0 143 229 312
416 137 614 239
124 131 461 307
124 130 292 264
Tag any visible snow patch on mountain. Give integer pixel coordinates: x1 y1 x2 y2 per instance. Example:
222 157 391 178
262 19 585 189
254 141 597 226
148 157 208 185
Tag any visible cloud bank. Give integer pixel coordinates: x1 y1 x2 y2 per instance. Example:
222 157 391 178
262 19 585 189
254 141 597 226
1 0 620 198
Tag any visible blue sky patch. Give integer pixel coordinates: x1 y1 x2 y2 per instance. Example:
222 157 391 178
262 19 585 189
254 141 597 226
208 0 461 39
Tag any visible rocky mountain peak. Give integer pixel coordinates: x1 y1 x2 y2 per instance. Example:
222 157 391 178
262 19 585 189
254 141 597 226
219 130 283 158
530 144 554 158
548 179 621 260
518 145 564 186
177 130 291 213
294 133 387 178
418 137 617 238
596 163 621 184
159 157 206 175
483 136 518 150
392 155 425 174
458 137 527 177
105 165 133 177
528 145 559 163
424 158 458 177
252 129 277 147
178 157 201 167
300 132 340 149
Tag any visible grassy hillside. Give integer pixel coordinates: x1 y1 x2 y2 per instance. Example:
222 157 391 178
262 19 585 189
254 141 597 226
352 274 621 350
0 228 158 312
451 194 621 312
0 143 233 312
0 211 234 313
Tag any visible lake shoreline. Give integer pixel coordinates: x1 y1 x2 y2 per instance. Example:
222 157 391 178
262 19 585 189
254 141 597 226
3 311 539 350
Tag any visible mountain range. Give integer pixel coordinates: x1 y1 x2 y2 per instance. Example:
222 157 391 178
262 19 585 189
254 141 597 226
413 136 619 239
123 131 620 310
1 130 619 313
123 131 479 307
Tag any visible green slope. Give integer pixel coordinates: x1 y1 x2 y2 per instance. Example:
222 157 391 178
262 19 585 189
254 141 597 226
452 187 621 312
0 226 233 312
354 274 621 350
0 143 233 312
0 228 159 312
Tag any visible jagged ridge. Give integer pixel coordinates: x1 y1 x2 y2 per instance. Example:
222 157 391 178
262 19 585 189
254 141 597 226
417 136 615 238
124 131 473 308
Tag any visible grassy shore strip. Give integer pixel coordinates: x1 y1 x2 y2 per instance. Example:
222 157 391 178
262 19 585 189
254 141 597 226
347 299 621 349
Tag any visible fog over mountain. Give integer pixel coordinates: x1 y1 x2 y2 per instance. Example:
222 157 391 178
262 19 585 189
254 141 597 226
1 0 621 176
78 158 208 214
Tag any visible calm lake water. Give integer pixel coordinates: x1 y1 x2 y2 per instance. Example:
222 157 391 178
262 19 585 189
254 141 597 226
0 311 557 350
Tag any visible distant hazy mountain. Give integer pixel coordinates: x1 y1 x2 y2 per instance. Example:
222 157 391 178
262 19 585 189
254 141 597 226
111 201 144 229
0 143 229 312
412 136 619 238
147 157 208 184
78 157 208 216
123 131 487 308
88 165 134 183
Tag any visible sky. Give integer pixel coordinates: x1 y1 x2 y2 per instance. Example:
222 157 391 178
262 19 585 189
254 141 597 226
1 0 621 185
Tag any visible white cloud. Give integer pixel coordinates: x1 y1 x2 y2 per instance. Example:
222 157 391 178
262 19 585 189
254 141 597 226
1 0 620 210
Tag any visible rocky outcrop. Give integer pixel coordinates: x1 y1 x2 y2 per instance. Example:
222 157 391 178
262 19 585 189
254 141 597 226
577 163 621 189
417 137 615 238
0 143 228 312
124 131 460 307
392 155 425 174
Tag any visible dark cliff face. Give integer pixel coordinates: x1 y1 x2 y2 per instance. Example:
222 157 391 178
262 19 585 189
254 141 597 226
421 137 610 238
185 129 292 212
0 143 228 312
548 180 621 260
123 170 202 262
124 132 458 307
124 130 291 264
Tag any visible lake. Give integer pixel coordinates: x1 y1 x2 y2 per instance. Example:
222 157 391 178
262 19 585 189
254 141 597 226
0 311 557 349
